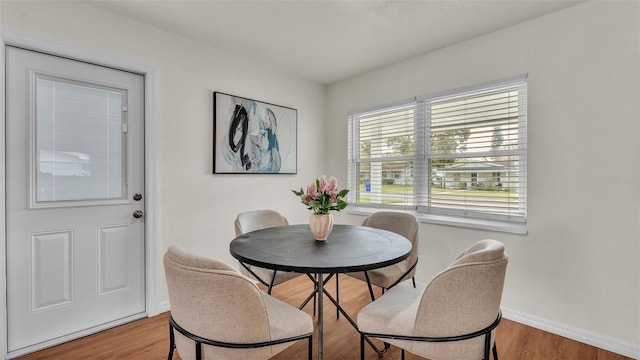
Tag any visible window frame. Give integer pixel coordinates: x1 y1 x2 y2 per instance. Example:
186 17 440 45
347 75 528 234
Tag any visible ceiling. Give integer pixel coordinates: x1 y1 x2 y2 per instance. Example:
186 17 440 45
88 0 582 85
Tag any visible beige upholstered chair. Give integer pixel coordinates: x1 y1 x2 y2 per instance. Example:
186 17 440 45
234 210 304 294
164 245 313 360
345 211 420 300
357 239 508 360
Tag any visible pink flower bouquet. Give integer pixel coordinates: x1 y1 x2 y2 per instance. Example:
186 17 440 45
292 175 349 214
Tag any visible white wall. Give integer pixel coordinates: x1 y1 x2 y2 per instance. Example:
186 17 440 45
1 0 639 358
0 0 325 316
327 1 639 357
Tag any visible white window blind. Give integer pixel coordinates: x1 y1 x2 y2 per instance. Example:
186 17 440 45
348 103 417 210
348 75 527 230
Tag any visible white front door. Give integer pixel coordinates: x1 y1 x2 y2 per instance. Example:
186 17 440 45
5 46 146 355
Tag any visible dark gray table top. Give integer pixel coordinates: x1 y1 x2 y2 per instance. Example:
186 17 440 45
230 224 412 274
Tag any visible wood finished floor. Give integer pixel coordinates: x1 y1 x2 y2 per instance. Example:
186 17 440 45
15 274 632 360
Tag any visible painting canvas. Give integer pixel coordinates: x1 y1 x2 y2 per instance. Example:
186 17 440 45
214 92 297 174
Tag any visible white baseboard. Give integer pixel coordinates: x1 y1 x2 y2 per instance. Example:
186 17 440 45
157 300 171 314
501 307 639 359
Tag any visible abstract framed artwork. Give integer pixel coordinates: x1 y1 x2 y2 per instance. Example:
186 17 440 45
213 92 297 174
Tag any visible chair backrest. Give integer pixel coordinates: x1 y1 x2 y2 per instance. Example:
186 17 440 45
234 209 289 236
361 211 420 275
164 245 274 359
412 239 508 358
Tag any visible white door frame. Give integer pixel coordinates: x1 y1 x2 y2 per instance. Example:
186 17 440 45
0 29 159 359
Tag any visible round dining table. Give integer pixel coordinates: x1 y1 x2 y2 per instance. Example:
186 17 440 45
230 224 412 360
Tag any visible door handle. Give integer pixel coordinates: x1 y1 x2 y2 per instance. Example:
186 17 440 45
133 210 144 219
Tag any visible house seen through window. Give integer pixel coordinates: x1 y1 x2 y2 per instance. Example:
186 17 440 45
347 75 527 232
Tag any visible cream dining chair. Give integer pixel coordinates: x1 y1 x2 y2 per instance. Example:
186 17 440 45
343 211 420 301
357 239 508 360
234 209 304 294
164 244 313 360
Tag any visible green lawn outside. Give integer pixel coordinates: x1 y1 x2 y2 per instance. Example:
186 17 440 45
356 195 406 205
357 184 518 204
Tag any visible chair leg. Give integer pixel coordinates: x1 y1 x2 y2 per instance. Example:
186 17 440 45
336 273 340 319
360 333 365 360
308 335 313 360
267 270 277 294
483 333 491 360
401 349 405 360
167 322 175 360
195 342 202 360
493 342 499 360
364 271 376 301
412 276 416 288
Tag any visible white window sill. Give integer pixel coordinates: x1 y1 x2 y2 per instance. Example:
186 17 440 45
347 206 528 235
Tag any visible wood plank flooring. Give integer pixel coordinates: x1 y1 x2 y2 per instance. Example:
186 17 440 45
15 275 632 360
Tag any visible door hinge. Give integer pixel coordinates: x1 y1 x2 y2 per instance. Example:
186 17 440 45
122 123 128 133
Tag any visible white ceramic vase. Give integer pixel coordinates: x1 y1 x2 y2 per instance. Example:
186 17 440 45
309 213 334 241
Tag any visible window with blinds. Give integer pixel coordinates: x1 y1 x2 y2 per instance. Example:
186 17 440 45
347 75 527 231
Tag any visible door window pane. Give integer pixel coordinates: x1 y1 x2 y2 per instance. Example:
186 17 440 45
35 75 125 203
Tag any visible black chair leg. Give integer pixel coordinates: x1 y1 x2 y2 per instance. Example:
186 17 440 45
493 343 499 360
336 274 340 319
168 322 175 360
364 271 376 301
360 334 365 360
308 335 313 360
484 333 491 360
401 349 405 360
195 342 202 360
267 270 277 294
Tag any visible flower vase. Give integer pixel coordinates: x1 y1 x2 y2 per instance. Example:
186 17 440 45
309 213 333 241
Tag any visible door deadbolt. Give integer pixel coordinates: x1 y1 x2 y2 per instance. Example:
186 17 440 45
133 193 143 201
133 210 144 219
